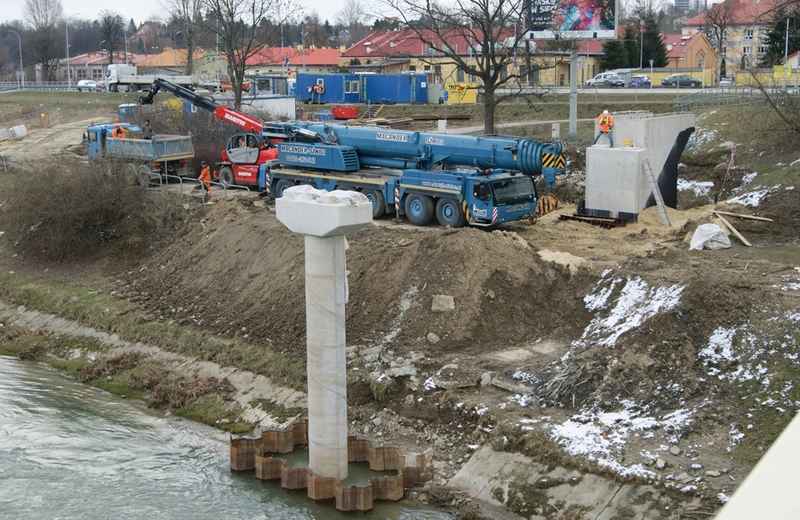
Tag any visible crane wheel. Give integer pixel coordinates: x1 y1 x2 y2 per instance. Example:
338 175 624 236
363 189 386 218
435 198 466 228
404 194 434 226
273 179 294 198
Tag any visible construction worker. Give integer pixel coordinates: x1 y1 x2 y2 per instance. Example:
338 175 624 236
141 119 153 140
111 123 126 139
198 160 212 196
593 109 614 147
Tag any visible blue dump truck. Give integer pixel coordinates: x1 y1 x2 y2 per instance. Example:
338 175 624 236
86 123 195 185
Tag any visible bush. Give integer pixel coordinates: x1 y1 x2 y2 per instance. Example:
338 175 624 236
0 157 183 261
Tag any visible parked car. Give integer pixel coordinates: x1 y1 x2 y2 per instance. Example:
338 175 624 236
661 74 702 87
719 77 734 86
627 74 651 87
76 79 106 92
587 72 625 87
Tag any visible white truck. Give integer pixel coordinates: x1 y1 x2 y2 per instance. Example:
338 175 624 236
105 64 195 93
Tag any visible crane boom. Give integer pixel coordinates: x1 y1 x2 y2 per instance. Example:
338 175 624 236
139 78 264 133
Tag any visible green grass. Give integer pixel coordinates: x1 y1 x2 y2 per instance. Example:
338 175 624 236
0 273 306 391
248 398 304 424
89 374 143 400
175 395 253 434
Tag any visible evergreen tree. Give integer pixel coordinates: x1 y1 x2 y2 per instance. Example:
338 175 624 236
721 58 726 78
623 25 639 69
599 39 629 71
642 14 668 67
762 13 799 66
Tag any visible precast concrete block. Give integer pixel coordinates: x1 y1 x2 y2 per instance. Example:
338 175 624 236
276 185 373 237
586 112 696 221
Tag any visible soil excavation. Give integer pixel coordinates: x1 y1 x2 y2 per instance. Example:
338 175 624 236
1 101 799 519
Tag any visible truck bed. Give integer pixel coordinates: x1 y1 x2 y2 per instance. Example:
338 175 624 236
105 135 194 162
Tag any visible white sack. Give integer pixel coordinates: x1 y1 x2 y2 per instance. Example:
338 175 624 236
690 223 731 251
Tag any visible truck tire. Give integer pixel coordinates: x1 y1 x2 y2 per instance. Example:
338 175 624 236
110 84 118 92
435 198 467 228
219 166 235 186
363 188 386 218
404 194 434 226
274 179 294 198
137 165 153 187
122 163 137 185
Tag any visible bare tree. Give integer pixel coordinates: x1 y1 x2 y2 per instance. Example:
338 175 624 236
99 11 124 65
382 0 543 134
702 0 737 81
303 12 330 48
168 0 203 74
23 0 63 81
335 0 370 45
202 0 296 110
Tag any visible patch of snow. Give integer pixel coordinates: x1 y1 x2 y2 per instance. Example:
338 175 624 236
727 185 781 207
698 327 740 366
575 275 684 347
677 179 715 197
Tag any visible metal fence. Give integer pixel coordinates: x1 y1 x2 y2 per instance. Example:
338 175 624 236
673 86 799 111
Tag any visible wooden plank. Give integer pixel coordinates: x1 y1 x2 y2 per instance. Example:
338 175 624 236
716 214 752 247
713 210 774 222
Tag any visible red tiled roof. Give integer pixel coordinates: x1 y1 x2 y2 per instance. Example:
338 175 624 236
661 33 704 58
137 49 208 68
342 28 493 58
65 52 156 66
683 0 782 27
247 47 340 67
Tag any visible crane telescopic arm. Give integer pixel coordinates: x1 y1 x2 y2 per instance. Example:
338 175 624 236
138 78 264 133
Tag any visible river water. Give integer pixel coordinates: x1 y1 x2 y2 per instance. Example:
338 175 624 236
0 356 452 520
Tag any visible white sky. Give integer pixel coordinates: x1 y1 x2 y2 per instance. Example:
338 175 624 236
1 0 351 28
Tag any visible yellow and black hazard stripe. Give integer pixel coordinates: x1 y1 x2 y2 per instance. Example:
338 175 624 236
542 153 567 170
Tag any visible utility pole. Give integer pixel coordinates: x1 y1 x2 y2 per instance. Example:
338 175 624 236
6 30 24 88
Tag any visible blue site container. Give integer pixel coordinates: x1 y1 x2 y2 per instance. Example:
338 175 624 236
360 74 427 104
296 73 428 105
118 103 138 122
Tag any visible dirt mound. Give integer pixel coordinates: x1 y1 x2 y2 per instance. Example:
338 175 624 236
119 197 597 360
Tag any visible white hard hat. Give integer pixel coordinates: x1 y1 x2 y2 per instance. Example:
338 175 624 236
603 110 609 115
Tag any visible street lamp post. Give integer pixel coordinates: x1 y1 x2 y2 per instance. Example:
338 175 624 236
784 17 790 89
65 13 80 90
6 30 24 88
174 31 182 69
639 19 644 69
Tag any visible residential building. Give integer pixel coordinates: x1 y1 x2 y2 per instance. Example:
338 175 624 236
245 47 341 76
662 32 716 71
682 0 781 69
51 52 154 83
340 27 602 88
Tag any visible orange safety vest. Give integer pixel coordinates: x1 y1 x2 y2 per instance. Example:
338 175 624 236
199 165 211 192
597 114 613 133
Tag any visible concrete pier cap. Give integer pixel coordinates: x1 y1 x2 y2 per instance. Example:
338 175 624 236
276 185 373 237
275 185 372 481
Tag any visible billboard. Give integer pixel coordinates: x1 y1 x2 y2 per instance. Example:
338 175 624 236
525 0 617 40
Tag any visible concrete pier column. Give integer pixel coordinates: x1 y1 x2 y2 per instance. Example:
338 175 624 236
276 186 372 480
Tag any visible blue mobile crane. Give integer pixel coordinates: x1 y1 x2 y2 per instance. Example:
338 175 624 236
139 78 567 227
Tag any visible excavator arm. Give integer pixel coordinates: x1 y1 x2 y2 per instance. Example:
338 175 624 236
138 78 264 133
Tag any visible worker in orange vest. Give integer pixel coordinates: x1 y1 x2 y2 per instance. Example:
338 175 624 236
593 110 614 147
198 160 212 197
111 123 127 138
